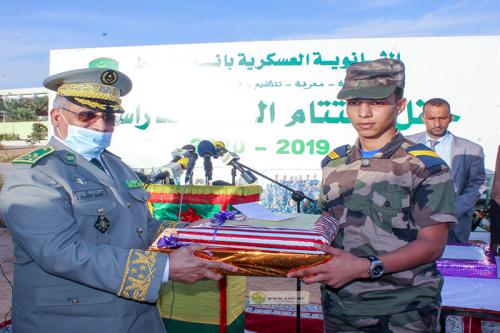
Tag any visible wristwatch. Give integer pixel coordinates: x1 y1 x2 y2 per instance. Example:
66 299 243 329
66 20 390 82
365 256 384 279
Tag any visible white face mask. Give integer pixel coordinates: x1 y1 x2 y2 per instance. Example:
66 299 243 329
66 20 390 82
57 111 113 159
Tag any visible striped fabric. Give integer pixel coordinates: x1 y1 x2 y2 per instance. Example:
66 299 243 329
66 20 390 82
160 216 340 254
314 215 340 242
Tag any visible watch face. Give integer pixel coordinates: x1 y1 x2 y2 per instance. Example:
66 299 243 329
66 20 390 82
372 264 384 278
367 256 384 279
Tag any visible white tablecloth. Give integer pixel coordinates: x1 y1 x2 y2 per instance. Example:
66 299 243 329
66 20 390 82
442 276 500 311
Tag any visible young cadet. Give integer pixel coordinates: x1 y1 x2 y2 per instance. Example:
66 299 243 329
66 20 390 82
289 59 457 332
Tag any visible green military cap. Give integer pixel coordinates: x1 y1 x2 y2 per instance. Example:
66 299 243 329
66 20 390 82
43 68 132 113
337 58 405 100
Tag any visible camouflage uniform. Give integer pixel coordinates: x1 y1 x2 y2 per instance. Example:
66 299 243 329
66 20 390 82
318 133 457 332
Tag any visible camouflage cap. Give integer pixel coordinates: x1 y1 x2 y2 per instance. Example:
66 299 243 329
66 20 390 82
337 58 405 100
43 68 132 113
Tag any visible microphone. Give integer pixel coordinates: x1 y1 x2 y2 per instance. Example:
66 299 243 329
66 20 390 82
150 146 192 183
212 141 257 184
171 147 191 161
197 140 216 185
150 157 189 184
213 140 227 158
182 144 198 185
182 144 196 153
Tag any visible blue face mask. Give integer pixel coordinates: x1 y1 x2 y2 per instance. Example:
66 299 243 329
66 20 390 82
58 112 113 159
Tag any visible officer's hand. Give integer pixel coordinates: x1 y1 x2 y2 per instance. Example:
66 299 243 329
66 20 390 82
287 244 370 288
169 244 238 283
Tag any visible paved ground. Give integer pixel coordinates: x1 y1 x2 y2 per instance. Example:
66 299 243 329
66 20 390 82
0 229 321 325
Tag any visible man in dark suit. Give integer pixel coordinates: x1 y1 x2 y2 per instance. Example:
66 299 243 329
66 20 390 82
407 98 486 243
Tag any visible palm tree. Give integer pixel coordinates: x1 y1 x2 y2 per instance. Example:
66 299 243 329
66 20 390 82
31 96 49 116
9 107 37 121
0 97 42 121
0 98 19 121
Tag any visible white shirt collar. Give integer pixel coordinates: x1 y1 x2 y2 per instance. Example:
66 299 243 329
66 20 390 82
425 131 451 144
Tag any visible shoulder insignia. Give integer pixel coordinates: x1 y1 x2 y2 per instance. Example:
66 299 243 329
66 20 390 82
12 147 55 165
104 149 121 159
405 143 447 171
321 144 350 168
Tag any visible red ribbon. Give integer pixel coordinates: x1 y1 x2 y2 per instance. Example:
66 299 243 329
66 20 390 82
219 277 227 333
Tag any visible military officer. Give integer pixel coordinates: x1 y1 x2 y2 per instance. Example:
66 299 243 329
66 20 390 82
289 59 457 332
0 68 236 333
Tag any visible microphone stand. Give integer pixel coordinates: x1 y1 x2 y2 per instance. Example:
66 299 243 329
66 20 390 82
232 160 315 333
231 166 237 185
203 156 213 186
185 165 194 185
232 161 315 204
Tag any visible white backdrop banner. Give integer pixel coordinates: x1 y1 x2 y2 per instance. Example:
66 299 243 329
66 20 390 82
50 35 500 182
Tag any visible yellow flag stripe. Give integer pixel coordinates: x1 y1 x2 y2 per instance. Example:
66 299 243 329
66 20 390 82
408 150 440 158
328 151 340 159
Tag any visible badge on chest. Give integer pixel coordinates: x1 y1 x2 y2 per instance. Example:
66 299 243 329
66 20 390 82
94 207 111 233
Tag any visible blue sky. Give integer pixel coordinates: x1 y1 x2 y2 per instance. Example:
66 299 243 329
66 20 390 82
1 0 500 89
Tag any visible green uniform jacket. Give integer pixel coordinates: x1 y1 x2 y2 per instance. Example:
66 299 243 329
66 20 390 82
319 133 457 318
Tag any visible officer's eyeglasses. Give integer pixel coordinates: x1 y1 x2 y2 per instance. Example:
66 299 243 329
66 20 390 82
61 108 116 125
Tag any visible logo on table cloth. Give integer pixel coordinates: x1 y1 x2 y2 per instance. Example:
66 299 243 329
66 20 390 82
249 291 310 305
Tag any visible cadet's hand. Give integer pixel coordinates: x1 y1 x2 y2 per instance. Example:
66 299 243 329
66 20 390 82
169 243 238 283
287 244 370 288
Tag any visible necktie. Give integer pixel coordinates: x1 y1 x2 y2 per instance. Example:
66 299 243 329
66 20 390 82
90 158 105 172
429 140 439 151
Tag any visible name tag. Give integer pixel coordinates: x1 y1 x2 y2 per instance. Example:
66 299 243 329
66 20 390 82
74 188 107 200
126 180 144 189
